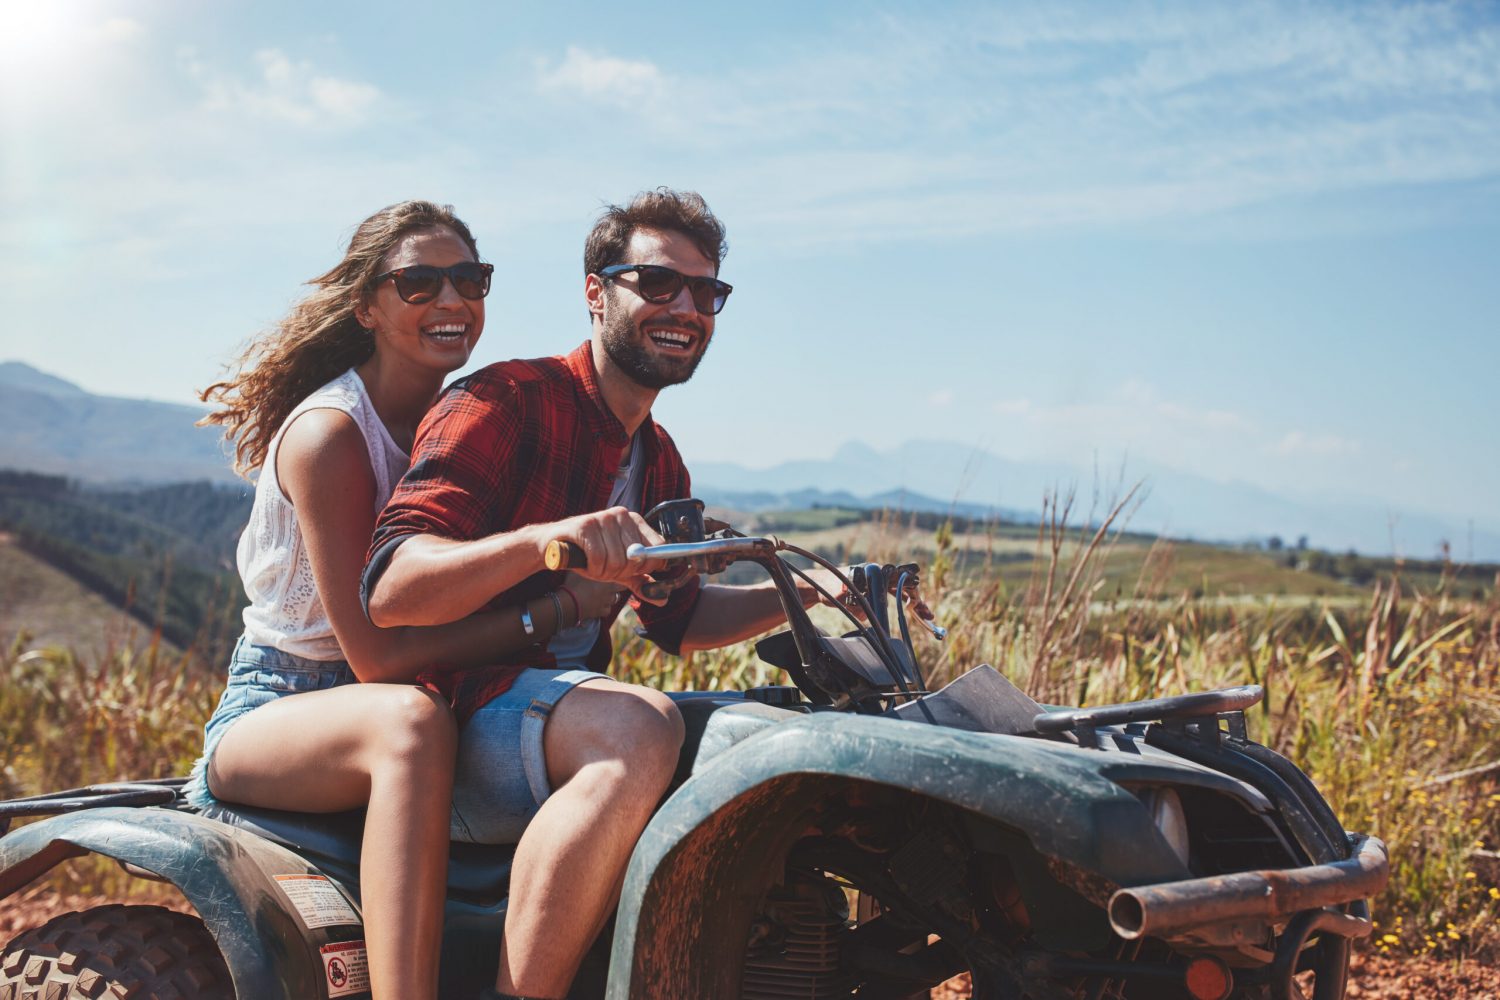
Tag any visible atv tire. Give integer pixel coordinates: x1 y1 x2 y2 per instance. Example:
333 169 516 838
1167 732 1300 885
0 904 232 1000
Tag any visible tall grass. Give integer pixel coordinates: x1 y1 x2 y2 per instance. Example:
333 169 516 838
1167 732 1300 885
3 515 1496 958
0 630 218 899
613 503 1500 960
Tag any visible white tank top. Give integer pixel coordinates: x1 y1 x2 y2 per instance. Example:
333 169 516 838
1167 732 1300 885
236 369 409 660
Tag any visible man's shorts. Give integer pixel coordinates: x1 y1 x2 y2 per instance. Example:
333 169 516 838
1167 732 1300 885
449 667 607 843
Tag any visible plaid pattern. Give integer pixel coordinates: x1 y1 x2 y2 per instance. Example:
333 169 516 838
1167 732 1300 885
363 341 700 723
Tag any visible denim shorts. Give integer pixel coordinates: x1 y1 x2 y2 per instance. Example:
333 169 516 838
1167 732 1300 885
449 667 607 844
182 636 358 810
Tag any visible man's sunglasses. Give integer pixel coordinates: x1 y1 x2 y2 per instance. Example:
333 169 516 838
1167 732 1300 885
372 262 494 304
599 264 733 316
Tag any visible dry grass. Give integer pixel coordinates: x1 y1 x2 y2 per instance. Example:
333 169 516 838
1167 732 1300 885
615 498 1500 960
3 504 1497 958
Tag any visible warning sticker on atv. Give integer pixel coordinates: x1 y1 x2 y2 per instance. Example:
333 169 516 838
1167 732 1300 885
320 940 370 998
274 874 361 929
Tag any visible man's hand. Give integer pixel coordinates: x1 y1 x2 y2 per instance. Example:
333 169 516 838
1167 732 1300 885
545 507 668 600
801 568 937 622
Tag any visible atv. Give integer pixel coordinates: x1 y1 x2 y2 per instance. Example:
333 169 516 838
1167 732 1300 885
1 499 1386 999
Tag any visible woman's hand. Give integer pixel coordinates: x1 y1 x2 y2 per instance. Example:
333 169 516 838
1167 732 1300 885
560 573 624 624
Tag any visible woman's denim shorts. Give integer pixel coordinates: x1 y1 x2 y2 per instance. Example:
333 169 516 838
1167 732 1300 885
449 667 606 844
182 636 357 810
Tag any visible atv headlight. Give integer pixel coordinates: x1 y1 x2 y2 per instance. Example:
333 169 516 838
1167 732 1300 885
1136 786 1190 868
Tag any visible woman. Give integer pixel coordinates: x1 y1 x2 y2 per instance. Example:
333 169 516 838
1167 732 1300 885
187 200 615 1000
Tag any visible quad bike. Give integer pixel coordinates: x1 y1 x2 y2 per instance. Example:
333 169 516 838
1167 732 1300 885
0 499 1386 999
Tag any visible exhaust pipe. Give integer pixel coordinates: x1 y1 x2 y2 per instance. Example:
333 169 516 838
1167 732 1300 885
1108 834 1388 940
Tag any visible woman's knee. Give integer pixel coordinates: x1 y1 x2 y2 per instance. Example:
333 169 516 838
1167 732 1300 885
371 685 457 767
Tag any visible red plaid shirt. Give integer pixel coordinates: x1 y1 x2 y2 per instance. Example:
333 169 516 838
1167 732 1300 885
363 341 701 722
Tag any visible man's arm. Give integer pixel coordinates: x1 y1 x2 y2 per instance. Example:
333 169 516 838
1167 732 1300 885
363 376 665 628
369 507 663 627
675 570 846 653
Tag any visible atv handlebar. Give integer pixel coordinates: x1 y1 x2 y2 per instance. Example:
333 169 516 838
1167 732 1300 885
624 536 781 562
544 505 943 712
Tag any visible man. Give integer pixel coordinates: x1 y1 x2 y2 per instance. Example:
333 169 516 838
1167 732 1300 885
363 188 828 1000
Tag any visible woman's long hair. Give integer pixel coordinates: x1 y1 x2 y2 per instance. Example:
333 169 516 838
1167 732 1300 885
200 200 480 477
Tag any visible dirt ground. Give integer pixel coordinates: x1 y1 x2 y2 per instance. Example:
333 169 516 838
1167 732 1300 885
929 951 1500 999
4 888 1498 997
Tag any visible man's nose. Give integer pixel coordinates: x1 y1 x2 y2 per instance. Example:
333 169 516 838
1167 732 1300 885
664 284 699 320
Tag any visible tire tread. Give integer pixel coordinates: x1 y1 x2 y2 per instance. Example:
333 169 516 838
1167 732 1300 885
0 906 231 1000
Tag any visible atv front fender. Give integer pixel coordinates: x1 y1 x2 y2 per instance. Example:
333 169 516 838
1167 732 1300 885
607 712 1188 999
0 806 359 1000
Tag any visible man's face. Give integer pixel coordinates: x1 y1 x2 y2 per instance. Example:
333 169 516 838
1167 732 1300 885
595 227 716 391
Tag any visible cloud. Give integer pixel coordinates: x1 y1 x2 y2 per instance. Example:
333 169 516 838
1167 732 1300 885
99 17 146 44
1269 430 1363 457
536 2 1500 246
535 47 667 107
929 388 955 407
183 48 382 126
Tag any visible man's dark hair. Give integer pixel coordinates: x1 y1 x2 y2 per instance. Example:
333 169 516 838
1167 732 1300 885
584 188 728 277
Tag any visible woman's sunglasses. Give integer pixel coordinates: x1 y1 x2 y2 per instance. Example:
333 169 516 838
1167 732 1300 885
372 262 494 304
599 264 733 316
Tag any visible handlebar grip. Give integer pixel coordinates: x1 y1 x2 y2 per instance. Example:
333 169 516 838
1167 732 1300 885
544 540 587 571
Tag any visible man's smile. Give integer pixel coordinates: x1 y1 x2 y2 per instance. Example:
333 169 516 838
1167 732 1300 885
643 324 701 353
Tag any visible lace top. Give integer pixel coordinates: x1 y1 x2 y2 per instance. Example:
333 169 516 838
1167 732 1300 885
237 369 408 660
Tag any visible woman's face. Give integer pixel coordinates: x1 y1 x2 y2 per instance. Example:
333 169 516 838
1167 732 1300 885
356 225 485 376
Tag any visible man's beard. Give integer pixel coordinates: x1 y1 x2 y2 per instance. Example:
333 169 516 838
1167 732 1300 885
600 305 709 391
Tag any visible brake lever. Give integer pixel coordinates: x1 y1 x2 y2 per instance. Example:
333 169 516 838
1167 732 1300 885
909 605 947 641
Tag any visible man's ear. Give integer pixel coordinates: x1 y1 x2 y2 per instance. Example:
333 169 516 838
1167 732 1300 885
584 273 607 322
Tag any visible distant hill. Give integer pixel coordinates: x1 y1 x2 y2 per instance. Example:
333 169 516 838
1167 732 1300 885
0 538 167 655
0 362 235 484
694 440 1500 562
4 359 1497 559
0 470 249 662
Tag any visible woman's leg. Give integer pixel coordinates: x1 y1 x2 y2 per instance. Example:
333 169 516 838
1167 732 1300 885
495 679 684 998
208 684 457 1000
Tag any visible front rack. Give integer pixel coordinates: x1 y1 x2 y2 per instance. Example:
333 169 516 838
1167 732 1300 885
1032 685 1264 749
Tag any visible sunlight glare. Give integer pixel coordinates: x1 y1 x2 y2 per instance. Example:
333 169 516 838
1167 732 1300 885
1 1 104 77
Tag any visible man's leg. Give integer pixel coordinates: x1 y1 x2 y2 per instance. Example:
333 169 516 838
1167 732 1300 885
495 679 684 997
208 685 457 1000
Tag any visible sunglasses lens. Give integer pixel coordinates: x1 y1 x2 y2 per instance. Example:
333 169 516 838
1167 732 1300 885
391 266 442 303
449 263 492 300
634 266 684 303
687 280 732 316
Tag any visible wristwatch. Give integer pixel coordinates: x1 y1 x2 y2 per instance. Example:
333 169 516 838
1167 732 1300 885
520 604 536 636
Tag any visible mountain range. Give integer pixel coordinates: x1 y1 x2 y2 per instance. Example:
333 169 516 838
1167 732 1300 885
0 361 237 484
3 361 1496 559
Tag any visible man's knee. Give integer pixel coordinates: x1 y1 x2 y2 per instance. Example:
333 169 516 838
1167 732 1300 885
547 683 685 782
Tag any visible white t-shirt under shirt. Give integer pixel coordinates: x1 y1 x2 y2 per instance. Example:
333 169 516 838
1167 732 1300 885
545 430 645 667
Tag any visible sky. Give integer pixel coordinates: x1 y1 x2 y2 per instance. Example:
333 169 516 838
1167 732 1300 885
2 0 1498 533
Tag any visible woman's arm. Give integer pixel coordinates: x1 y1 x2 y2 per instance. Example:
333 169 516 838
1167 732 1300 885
278 409 590 683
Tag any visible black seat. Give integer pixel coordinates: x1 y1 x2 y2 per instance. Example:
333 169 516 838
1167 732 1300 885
194 802 516 899
190 695 796 903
